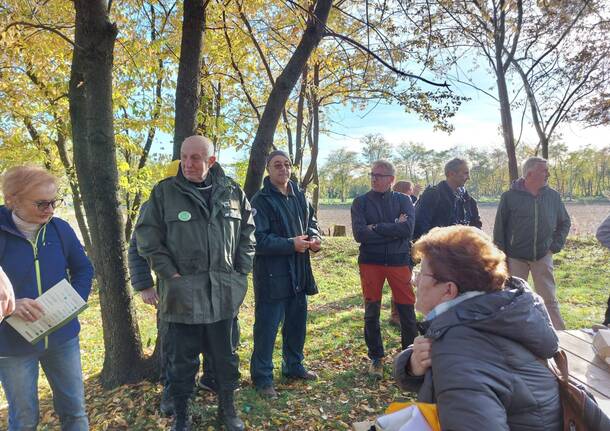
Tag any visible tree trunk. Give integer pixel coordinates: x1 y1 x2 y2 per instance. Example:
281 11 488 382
173 0 206 159
70 0 147 388
496 64 519 181
312 166 320 214
512 60 549 159
54 124 93 256
243 0 333 199
302 63 320 189
293 65 308 176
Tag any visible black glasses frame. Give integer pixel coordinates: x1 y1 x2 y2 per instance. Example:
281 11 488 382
33 198 64 211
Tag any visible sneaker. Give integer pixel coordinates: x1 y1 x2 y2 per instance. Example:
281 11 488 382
283 370 318 381
197 376 218 393
368 359 383 379
256 385 278 399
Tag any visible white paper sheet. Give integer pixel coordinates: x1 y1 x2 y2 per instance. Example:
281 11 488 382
6 279 87 344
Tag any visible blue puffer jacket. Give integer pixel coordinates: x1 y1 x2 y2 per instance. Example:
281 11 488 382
0 206 93 356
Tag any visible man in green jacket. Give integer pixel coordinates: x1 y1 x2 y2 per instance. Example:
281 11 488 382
493 157 571 329
135 136 255 431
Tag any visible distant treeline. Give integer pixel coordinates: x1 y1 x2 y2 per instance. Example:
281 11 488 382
319 142 610 202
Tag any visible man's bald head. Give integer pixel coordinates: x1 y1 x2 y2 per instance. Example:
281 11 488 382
180 135 216 182
181 135 214 159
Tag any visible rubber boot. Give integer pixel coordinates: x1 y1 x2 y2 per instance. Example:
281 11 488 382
218 390 245 431
396 303 418 350
171 398 191 431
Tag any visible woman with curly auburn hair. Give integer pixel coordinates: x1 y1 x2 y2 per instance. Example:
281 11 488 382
394 225 562 431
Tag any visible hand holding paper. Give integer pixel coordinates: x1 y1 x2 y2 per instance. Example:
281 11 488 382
5 279 87 344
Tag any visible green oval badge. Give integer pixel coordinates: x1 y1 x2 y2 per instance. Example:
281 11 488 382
178 211 192 222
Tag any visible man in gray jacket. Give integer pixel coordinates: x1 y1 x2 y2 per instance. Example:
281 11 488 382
493 157 571 329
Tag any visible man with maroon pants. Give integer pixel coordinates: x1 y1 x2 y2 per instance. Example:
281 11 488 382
351 160 417 378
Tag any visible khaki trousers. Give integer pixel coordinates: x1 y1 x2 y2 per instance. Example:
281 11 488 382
508 253 566 330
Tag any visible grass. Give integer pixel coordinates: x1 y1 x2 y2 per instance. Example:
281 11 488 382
1 236 608 430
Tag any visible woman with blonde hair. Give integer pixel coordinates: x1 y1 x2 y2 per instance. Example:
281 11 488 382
0 165 93 431
394 225 562 430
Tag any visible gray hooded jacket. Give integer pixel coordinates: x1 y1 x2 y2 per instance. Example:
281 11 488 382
393 278 562 431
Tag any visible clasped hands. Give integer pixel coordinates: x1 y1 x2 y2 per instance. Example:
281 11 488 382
292 235 321 253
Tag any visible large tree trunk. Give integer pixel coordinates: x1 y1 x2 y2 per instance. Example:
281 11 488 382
70 0 147 388
243 0 333 199
172 0 206 159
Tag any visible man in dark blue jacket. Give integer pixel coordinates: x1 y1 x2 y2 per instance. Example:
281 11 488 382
250 150 321 399
351 160 417 378
414 158 481 239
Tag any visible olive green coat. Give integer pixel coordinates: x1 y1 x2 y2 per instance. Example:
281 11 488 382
493 179 570 262
135 164 255 324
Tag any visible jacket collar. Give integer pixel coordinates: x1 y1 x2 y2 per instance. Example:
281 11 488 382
510 177 550 196
439 180 470 199
0 206 51 240
261 176 298 197
366 189 392 199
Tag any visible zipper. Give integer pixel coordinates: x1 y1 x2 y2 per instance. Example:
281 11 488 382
29 225 48 349
533 198 538 261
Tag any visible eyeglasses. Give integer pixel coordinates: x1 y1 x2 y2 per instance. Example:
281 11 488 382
369 172 393 180
32 199 64 211
271 162 292 170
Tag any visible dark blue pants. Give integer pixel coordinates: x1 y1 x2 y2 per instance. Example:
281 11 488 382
250 293 308 389
165 319 240 411
159 316 240 387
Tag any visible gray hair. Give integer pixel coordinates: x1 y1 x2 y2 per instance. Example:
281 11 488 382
181 135 215 160
444 158 468 176
372 159 395 176
522 157 547 177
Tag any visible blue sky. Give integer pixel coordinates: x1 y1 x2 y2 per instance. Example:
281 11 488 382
154 68 609 166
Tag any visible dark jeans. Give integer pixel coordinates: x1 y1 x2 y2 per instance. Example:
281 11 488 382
159 315 240 387
604 294 610 326
165 319 240 408
250 293 308 389
364 301 417 360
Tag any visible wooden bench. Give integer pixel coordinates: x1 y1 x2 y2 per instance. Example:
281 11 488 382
557 329 610 416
